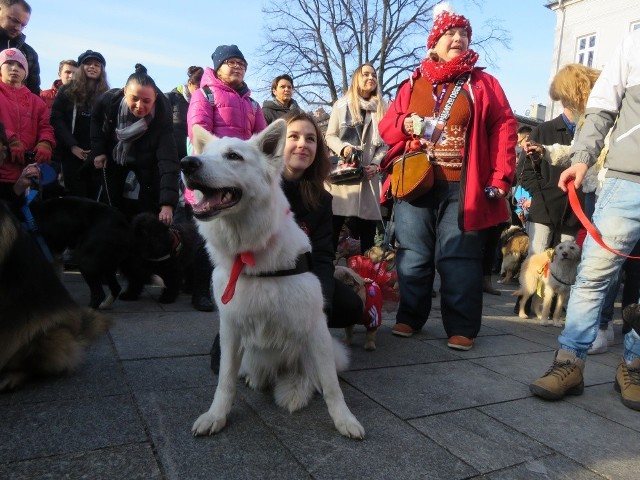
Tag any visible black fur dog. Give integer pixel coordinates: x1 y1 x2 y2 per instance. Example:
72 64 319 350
123 212 197 304
32 197 197 308
31 197 133 309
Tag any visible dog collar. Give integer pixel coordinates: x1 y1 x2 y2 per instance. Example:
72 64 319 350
220 251 312 304
147 228 183 262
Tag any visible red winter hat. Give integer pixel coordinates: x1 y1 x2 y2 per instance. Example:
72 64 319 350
427 2 472 50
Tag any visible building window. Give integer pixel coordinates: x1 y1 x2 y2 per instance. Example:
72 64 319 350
632 21 640 31
576 34 596 67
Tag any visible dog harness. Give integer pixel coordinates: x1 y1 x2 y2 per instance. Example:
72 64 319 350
221 251 312 304
146 228 183 262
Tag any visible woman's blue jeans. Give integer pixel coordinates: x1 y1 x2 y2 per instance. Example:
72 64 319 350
393 181 485 338
559 178 640 362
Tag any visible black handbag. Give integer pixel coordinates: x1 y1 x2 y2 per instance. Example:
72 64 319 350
329 150 363 184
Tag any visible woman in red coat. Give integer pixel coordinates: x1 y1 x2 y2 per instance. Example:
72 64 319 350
378 3 516 350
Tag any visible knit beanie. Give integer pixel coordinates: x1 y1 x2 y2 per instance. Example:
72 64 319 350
211 45 246 71
0 48 28 75
427 2 472 50
77 50 106 67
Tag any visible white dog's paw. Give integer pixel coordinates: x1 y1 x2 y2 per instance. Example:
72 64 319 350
518 312 529 319
334 413 365 440
552 319 564 328
540 319 552 327
191 411 227 436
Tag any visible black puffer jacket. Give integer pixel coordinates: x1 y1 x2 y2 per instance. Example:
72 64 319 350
165 86 189 159
90 88 179 209
282 178 335 315
519 114 582 232
261 98 301 125
0 32 40 94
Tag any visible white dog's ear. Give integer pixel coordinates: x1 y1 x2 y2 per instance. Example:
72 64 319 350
192 124 215 154
254 119 286 172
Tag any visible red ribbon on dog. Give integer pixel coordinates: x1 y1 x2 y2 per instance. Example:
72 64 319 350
568 179 640 260
221 251 256 304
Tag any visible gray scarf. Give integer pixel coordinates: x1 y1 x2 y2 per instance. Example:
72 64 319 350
113 97 155 166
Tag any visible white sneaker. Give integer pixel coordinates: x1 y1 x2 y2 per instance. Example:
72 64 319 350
605 322 614 346
588 328 608 355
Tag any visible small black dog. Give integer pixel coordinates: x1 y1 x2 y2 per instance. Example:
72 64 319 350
32 197 133 309
123 212 197 304
32 197 198 308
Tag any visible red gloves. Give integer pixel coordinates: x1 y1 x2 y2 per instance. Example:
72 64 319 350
34 141 52 164
8 137 25 163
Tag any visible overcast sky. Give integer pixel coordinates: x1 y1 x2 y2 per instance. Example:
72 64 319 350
23 0 555 116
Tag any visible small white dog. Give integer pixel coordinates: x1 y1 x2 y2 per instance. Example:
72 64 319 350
513 240 581 326
182 122 364 439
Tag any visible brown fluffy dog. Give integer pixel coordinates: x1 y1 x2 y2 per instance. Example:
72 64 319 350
0 202 110 392
513 240 581 326
333 266 377 351
497 226 529 285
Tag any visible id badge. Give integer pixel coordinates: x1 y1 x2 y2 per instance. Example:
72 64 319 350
420 116 438 141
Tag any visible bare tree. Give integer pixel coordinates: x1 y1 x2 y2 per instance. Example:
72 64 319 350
258 0 510 108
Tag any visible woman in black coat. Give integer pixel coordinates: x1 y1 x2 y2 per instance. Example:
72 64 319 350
92 64 179 224
50 50 109 198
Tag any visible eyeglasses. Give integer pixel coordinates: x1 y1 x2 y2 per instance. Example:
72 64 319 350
223 60 247 70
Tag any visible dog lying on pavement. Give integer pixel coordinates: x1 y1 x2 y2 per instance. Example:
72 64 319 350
513 240 581 326
182 121 364 439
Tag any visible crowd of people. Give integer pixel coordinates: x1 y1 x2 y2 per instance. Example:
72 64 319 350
2 0 640 413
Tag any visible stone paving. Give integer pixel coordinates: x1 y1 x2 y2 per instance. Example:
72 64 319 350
2 272 638 479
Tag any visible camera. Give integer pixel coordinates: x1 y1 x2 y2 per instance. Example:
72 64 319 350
484 186 500 199
24 150 36 163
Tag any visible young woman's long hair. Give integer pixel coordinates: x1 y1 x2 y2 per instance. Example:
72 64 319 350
346 63 386 124
65 63 109 107
282 111 331 210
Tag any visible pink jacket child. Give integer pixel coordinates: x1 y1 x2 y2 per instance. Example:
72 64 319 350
0 48 55 185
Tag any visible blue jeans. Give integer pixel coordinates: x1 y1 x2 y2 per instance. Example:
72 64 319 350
394 181 485 338
559 178 640 362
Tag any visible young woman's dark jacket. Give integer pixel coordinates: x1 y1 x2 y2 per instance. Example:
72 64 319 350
90 88 180 210
261 99 301 125
165 87 189 159
50 84 92 157
281 178 335 315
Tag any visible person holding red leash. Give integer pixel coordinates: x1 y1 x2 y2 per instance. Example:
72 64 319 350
530 29 640 411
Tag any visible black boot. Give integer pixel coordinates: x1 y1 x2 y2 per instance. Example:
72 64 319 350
192 290 214 312
210 334 221 374
191 233 215 312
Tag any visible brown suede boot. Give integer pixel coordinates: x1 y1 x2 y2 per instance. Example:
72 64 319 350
615 358 640 411
530 349 585 400
483 275 501 296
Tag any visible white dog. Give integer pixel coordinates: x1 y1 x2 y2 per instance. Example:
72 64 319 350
513 240 581 327
182 122 364 439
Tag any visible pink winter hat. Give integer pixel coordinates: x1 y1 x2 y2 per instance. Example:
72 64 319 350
0 48 28 75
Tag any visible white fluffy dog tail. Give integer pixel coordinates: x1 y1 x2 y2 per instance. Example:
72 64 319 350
332 337 350 372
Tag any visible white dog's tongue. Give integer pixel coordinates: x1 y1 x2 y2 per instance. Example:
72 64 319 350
192 188 231 213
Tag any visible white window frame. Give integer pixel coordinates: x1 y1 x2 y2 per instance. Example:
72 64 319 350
576 33 597 67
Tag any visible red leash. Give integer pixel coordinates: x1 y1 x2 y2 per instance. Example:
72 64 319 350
567 179 640 260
